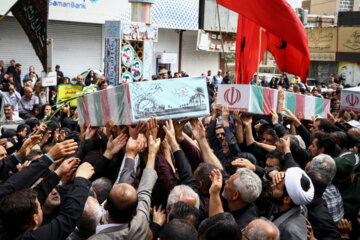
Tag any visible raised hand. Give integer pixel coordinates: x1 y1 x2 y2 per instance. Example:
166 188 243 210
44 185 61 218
148 116 159 138
125 133 147 159
129 120 147 140
209 169 223 195
173 120 187 142
55 158 81 184
188 119 206 141
231 158 256 172
75 162 95 180
104 133 128 159
47 139 78 161
16 135 42 161
234 110 242 126
222 105 230 126
152 205 166 227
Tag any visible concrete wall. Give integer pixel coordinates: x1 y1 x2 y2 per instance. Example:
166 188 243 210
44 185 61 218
152 29 220 77
310 0 337 15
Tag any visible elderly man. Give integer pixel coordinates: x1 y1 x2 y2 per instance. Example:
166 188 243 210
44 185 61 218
75 75 84 85
19 87 39 118
209 168 262 231
269 167 314 239
242 218 280 240
89 135 160 240
0 104 23 123
67 197 103 240
307 154 344 224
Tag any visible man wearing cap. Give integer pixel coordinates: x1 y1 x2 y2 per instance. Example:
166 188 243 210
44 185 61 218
333 151 360 224
269 167 314 239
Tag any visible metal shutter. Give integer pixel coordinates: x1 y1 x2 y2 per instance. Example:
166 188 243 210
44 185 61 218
0 17 103 79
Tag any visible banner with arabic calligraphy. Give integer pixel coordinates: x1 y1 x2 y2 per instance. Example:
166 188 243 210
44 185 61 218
11 0 48 71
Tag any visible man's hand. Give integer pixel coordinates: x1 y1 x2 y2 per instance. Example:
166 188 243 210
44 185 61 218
55 158 81 184
16 160 31 172
75 162 95 179
211 103 221 119
125 133 147 159
282 108 297 122
327 112 337 124
337 219 352 239
162 120 177 146
189 119 206 141
271 171 285 186
146 116 158 140
306 219 317 240
129 121 147 140
58 129 67 143
84 126 99 140
39 130 52 147
152 205 166 227
104 133 128 159
47 139 78 161
148 135 161 157
174 120 187 143
222 105 230 127
278 136 291 153
16 135 42 161
234 110 242 126
209 169 223 195
231 158 256 172
297 112 305 122
242 114 252 127
270 109 279 124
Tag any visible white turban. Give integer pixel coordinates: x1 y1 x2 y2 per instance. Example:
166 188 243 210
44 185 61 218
285 167 314 205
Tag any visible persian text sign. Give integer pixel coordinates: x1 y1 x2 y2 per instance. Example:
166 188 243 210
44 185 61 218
57 84 83 107
338 27 360 53
306 28 337 53
341 87 360 112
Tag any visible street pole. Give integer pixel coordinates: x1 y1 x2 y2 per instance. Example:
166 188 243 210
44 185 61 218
46 38 53 102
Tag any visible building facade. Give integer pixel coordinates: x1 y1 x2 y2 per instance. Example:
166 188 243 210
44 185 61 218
0 0 220 80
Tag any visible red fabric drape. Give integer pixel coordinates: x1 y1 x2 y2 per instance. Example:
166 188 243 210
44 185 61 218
236 16 267 84
218 0 310 83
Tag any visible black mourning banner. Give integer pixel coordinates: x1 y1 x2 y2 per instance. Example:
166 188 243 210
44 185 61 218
11 0 49 72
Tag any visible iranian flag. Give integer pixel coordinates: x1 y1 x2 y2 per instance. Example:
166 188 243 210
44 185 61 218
78 85 130 126
218 85 330 119
250 86 278 115
283 92 330 119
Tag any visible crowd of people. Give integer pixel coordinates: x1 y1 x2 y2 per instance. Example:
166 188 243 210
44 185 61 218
0 58 359 240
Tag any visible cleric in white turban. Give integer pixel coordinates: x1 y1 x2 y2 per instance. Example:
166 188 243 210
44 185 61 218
285 167 314 205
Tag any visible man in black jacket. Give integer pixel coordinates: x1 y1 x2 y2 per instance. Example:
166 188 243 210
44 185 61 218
0 160 94 240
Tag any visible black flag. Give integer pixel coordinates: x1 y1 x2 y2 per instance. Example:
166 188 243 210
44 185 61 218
11 0 49 72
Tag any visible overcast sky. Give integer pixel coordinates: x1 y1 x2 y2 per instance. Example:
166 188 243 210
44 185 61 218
288 0 302 8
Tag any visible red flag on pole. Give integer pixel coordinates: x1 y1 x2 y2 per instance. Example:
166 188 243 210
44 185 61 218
236 16 267 84
217 0 310 83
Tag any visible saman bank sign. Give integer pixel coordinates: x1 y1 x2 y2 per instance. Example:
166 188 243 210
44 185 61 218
49 0 99 9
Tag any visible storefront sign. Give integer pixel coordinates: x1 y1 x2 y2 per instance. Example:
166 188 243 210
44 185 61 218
338 27 360 53
306 28 337 53
41 71 57 87
310 52 336 61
